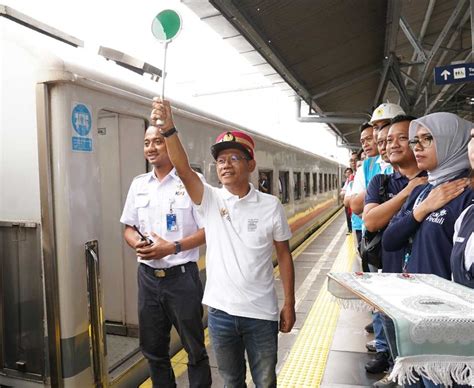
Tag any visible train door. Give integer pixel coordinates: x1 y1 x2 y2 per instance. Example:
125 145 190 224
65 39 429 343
96 111 146 372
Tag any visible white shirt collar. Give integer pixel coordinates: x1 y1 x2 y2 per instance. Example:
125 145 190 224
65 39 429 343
222 183 258 203
147 167 180 184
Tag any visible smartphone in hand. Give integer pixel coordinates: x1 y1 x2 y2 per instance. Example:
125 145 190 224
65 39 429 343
133 225 153 245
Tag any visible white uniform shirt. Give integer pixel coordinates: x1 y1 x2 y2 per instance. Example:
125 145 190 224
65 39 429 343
352 156 391 194
196 183 292 321
120 168 203 269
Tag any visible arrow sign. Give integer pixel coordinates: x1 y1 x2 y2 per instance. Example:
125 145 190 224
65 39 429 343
434 63 474 85
440 70 450 81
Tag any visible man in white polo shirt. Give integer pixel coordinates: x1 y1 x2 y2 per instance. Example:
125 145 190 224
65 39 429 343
151 99 296 388
120 125 211 387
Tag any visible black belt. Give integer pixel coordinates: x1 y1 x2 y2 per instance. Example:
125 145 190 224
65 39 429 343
140 261 195 278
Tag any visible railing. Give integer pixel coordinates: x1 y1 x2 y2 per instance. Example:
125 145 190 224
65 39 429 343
85 240 107 388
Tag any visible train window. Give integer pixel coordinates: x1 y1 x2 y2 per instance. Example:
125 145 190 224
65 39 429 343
190 164 203 174
293 172 301 200
208 163 221 187
324 173 328 192
312 173 317 195
278 171 289 204
304 173 310 197
318 173 323 193
258 170 272 194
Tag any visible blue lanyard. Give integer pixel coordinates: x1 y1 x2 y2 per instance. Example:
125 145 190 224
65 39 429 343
404 185 432 272
413 185 432 209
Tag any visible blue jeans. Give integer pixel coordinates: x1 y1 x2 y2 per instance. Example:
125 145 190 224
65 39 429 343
207 307 278 388
373 312 390 353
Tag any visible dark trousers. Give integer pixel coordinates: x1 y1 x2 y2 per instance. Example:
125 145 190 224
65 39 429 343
138 263 211 388
344 206 352 232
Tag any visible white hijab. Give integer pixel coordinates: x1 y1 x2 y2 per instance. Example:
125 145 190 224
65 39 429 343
409 112 472 186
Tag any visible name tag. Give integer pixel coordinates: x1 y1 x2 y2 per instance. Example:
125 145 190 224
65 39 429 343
167 213 178 231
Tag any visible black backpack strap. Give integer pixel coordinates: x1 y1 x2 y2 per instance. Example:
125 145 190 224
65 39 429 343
377 174 390 203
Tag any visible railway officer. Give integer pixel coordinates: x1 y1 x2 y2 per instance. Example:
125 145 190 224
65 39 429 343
151 98 296 388
120 125 211 388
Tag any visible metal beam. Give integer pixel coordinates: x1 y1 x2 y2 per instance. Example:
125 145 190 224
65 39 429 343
374 0 401 106
437 83 466 110
311 68 380 100
405 0 436 82
295 98 367 124
399 61 425 67
390 58 411 110
399 16 427 62
383 0 402 57
298 116 367 125
374 55 393 107
413 0 468 107
400 70 417 85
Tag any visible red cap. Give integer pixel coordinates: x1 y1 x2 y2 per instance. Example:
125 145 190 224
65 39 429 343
211 131 255 160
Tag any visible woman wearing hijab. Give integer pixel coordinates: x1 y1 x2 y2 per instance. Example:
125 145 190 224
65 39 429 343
383 112 473 279
382 112 473 388
450 127 474 288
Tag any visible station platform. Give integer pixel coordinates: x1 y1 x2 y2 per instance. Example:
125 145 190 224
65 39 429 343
140 210 387 387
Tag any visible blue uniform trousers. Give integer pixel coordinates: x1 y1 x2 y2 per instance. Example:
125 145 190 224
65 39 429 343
138 263 211 388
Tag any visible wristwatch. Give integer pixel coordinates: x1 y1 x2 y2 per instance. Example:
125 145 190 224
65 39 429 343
173 241 182 254
160 127 177 138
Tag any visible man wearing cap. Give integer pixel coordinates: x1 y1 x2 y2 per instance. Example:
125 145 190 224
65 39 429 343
151 99 296 388
120 125 211 387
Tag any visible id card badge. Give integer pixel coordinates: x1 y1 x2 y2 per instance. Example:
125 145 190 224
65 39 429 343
166 213 178 231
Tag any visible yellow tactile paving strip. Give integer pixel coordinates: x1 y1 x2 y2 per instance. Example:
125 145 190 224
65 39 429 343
277 233 357 387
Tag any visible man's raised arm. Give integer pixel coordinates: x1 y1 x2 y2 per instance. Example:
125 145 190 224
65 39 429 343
151 98 204 205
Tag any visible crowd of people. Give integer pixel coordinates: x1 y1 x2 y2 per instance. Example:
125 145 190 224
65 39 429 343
120 95 472 388
341 103 474 388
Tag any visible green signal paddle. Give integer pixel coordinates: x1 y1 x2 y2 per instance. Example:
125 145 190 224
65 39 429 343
151 9 182 124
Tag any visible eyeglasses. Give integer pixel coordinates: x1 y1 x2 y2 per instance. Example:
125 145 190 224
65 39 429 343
216 154 250 166
376 139 387 148
408 135 434 149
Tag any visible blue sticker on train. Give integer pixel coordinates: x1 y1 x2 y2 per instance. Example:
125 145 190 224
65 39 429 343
72 136 92 152
72 104 92 136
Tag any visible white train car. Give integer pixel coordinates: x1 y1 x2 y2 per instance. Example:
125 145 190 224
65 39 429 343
0 7 343 387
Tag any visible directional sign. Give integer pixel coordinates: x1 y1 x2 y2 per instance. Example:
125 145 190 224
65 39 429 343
434 63 474 85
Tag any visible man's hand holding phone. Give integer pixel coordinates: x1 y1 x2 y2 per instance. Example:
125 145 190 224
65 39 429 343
133 225 153 246
133 226 174 260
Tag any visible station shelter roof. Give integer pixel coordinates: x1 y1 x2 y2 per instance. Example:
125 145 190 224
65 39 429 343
184 0 474 148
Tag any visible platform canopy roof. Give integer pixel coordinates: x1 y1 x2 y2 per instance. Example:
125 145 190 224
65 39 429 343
184 0 474 148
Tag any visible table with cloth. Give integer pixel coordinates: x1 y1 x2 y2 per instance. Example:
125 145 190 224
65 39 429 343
327 272 474 386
